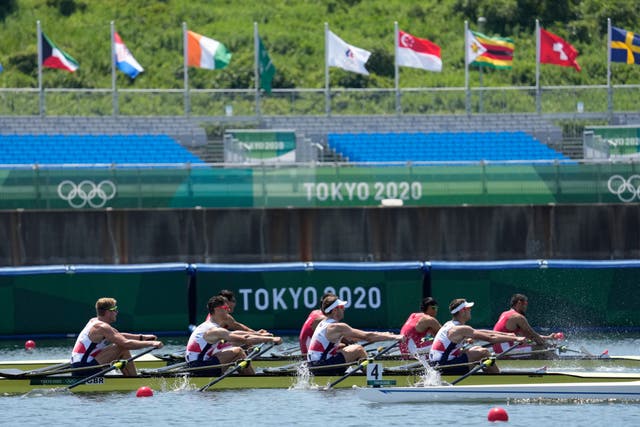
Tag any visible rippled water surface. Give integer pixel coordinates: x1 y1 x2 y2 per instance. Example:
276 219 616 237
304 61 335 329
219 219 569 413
2 334 640 426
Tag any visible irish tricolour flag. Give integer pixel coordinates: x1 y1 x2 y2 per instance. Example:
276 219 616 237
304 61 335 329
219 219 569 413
186 30 231 69
41 32 79 73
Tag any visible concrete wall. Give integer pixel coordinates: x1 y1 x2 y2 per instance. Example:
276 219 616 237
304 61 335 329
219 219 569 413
1 204 638 266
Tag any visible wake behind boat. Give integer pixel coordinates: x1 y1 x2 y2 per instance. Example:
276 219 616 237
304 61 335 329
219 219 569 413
356 381 640 403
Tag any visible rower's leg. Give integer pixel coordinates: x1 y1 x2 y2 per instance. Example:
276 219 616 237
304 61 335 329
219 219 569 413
94 344 137 376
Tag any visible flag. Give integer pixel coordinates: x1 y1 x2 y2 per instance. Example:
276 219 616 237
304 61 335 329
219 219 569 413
114 32 144 79
539 28 581 71
467 30 514 69
610 26 640 65
327 30 371 75
258 36 276 94
186 30 231 69
397 30 442 72
41 32 79 72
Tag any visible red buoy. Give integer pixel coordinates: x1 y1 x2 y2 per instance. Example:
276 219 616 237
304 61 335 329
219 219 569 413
24 340 36 350
136 386 154 397
487 407 509 422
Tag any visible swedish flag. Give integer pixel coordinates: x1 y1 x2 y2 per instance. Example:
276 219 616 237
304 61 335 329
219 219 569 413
611 26 640 65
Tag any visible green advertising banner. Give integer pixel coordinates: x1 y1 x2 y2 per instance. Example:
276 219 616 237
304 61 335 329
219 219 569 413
585 126 640 158
227 130 297 162
1 162 640 209
0 266 189 335
429 265 640 329
193 264 424 332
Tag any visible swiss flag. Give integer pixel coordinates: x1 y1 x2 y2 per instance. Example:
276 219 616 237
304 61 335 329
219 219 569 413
539 28 581 71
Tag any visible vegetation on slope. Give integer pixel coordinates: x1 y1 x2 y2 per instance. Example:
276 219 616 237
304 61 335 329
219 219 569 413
0 0 638 92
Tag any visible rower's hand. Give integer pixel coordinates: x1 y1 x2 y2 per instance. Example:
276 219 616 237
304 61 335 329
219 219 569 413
272 336 283 345
514 336 527 343
150 341 164 349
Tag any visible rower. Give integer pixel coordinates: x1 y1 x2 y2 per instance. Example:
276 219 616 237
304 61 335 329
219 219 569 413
492 293 563 357
299 291 333 356
398 297 442 359
306 295 403 375
205 290 272 336
70 297 164 377
428 298 526 374
185 295 282 376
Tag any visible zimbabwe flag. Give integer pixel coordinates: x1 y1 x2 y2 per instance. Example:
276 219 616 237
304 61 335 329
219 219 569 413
470 31 514 69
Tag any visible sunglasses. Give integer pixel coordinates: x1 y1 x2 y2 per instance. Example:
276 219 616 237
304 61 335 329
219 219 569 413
218 304 231 312
107 306 118 312
430 305 439 310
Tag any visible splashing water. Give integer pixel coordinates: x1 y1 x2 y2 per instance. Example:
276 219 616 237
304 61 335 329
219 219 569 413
411 354 443 387
288 363 319 390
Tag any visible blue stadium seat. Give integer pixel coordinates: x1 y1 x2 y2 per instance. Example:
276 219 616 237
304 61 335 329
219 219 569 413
0 134 205 165
326 131 570 163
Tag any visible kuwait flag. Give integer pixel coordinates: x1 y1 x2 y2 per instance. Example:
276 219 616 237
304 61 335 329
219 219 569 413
397 30 442 72
186 30 231 69
41 32 79 72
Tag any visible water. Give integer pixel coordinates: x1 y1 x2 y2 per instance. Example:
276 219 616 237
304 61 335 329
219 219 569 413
1 334 640 426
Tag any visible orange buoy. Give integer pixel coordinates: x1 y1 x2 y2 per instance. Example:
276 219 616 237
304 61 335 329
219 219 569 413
487 407 509 422
136 386 154 397
24 340 36 350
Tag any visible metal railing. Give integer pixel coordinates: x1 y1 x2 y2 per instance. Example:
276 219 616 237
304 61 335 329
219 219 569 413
1 85 639 117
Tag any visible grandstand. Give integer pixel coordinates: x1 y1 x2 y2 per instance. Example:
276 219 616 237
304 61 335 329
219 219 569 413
4 111 640 164
327 131 568 162
0 134 205 165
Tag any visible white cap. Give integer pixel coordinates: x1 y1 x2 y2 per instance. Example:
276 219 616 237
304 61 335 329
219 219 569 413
324 298 348 314
451 300 475 314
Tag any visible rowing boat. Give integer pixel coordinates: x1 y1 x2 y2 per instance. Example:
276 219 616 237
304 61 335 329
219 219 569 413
3 352 640 374
355 381 640 402
2 370 640 394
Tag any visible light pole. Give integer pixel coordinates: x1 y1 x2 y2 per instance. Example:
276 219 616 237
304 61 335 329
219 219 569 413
477 16 486 113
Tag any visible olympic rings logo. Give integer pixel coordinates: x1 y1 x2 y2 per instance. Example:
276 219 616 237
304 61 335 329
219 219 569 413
607 175 640 203
57 180 117 209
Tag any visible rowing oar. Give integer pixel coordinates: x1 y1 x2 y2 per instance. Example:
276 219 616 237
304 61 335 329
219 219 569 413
323 340 400 390
450 342 522 386
199 343 276 392
67 347 155 390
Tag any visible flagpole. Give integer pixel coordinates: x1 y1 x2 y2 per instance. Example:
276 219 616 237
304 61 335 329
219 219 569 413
464 20 470 116
394 21 400 115
535 19 541 114
111 21 118 116
37 20 44 116
607 18 613 121
324 22 330 116
254 22 261 117
183 22 190 116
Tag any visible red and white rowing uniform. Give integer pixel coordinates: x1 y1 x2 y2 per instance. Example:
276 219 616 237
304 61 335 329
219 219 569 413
493 309 532 355
429 320 464 364
71 318 108 364
299 309 324 355
307 318 339 363
185 320 232 362
399 313 436 358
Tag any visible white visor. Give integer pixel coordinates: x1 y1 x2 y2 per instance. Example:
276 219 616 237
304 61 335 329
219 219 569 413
324 298 348 314
450 301 475 314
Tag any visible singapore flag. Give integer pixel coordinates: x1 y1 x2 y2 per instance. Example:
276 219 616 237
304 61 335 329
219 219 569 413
397 30 442 72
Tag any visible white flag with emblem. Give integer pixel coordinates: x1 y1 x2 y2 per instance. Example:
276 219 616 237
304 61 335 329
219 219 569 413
327 30 371 75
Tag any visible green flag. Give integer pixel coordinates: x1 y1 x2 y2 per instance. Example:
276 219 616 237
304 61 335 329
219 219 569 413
258 36 276 94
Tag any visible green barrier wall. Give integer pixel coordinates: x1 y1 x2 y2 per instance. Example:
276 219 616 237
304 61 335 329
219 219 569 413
194 267 424 331
430 266 640 329
1 262 639 337
0 268 188 335
2 162 640 209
